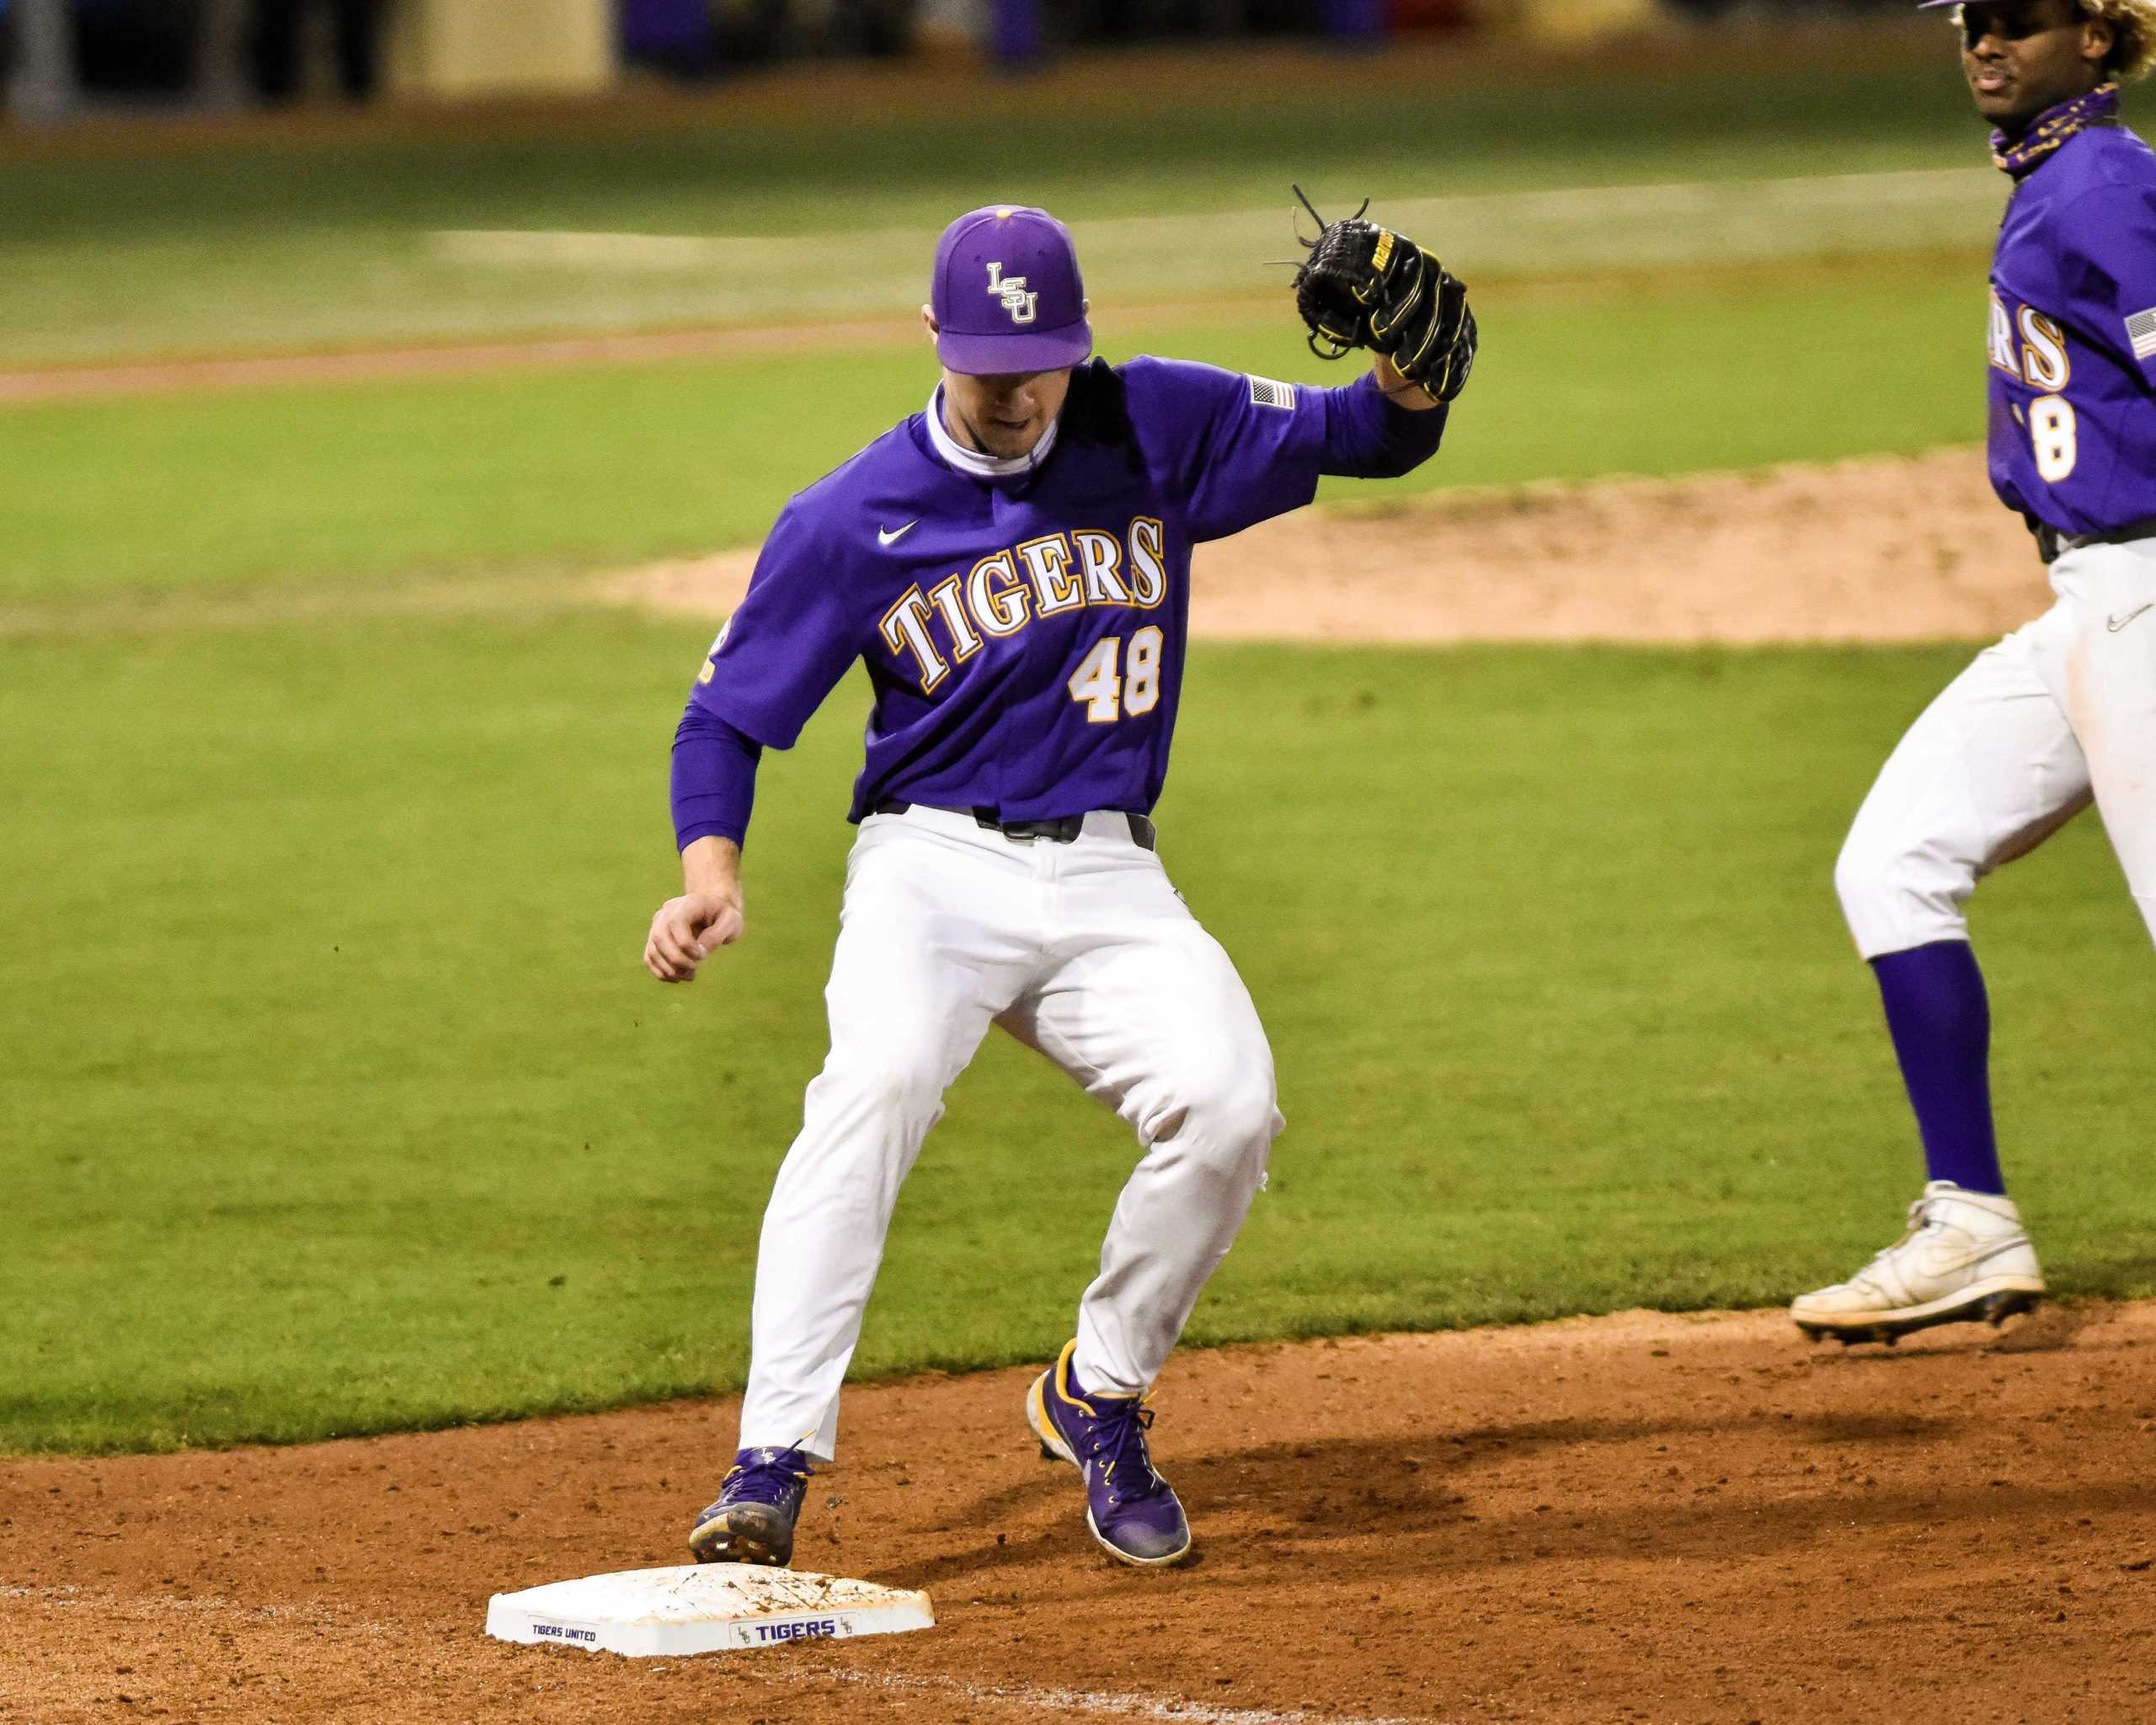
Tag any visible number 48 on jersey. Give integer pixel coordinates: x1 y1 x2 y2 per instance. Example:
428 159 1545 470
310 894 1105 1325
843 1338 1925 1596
1068 627 1165 724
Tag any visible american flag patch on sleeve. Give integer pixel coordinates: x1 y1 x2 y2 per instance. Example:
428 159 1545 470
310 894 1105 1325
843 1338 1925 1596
2127 306 2156 361
1247 376 1296 410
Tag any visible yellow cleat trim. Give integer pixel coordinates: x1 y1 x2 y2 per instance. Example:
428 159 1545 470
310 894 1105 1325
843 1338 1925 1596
1050 1338 1097 1419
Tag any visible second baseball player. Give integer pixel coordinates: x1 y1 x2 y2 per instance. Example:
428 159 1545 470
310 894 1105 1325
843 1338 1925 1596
1795 0 2156 1343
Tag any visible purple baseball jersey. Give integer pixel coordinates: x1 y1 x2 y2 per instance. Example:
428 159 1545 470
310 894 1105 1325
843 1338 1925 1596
1988 118 2156 536
684 357 1444 823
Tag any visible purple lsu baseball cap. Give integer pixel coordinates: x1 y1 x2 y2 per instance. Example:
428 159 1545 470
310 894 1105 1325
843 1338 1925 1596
930 205 1092 377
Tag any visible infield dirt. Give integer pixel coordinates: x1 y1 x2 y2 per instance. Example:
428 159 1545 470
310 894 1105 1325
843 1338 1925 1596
6 1304 2156 1722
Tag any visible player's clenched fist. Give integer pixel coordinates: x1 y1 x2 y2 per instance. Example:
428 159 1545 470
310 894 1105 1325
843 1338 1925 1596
646 834 747 980
644 889 744 981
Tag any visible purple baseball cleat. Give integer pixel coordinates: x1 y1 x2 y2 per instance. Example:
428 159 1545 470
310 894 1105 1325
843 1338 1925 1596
688 1446 812 1567
1026 1339 1193 1567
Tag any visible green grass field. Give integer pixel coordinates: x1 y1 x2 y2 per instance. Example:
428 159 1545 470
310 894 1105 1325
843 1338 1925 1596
5 622 2153 1453
6 52 2153 1455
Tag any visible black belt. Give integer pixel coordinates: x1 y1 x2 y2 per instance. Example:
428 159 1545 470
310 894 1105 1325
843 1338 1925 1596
2034 514 2156 563
873 798 1155 852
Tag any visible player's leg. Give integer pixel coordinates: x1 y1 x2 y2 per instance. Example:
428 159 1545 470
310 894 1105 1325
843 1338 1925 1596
1799 623 2088 1341
1011 846 1281 1395
741 816 1039 1456
693 814 1035 1562
2052 541 2156 945
1000 820 1282 1564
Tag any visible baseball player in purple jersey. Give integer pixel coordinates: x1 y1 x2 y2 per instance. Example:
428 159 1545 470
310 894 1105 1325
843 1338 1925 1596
643 204 1476 1564
1793 0 2156 1344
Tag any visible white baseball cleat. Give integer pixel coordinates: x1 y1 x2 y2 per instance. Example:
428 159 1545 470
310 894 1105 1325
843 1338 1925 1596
1791 1181 2045 1345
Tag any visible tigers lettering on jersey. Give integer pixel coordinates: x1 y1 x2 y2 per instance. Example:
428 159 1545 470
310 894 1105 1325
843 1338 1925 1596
876 518 1167 693
1988 290 2072 390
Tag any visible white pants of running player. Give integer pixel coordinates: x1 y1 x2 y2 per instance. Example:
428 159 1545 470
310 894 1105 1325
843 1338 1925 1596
1836 537 2156 959
738 804 1283 1462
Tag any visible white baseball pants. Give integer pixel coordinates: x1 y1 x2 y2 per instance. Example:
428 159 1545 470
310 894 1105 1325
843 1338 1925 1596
738 804 1283 1462
1836 537 2156 958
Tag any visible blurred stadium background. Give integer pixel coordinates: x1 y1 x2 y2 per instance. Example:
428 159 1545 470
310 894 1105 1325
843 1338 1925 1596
6 0 1921 118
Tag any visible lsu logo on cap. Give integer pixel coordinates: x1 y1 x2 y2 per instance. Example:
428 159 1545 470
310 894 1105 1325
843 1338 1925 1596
985 261 1038 326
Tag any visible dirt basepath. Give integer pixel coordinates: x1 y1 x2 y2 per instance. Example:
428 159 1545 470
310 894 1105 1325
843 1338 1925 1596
7 1303 2154 1723
610 448 2051 645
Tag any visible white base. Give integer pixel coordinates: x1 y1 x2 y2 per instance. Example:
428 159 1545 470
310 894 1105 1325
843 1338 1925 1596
485 1563 935 1658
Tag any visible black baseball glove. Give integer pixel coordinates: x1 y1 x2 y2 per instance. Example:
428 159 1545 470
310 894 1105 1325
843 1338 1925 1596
1289 186 1477 404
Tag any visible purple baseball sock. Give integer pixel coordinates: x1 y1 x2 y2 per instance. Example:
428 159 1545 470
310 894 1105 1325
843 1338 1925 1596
1868 941 2006 1196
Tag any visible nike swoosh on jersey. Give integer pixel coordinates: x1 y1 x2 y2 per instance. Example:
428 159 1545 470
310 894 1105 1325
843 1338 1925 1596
878 521 920 547
2105 603 2153 633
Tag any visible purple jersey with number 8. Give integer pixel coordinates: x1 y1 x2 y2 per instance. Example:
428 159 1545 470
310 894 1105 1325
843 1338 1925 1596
688 357 1440 821
1987 116 2156 536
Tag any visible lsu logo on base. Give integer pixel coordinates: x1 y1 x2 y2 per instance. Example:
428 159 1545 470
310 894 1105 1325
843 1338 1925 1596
986 262 1038 326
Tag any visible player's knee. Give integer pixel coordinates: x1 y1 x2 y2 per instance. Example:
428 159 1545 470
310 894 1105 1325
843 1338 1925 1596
1831 828 1885 923
1160 1060 1279 1171
1833 825 1975 954
815 1046 946 1124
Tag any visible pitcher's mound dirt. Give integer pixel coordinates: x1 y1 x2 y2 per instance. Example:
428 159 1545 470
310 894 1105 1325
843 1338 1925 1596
606 448 2052 645
7 1304 2156 1723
